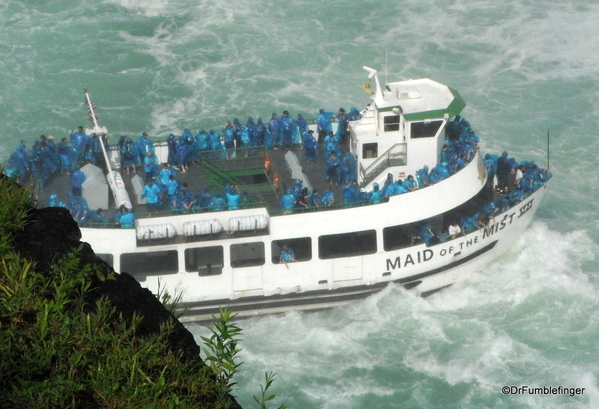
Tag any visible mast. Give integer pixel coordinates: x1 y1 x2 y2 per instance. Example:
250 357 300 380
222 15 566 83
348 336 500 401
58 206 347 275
84 87 112 174
83 87 132 210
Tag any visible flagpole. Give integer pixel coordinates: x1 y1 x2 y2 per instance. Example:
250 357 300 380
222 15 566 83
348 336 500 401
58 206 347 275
82 87 132 210
84 86 112 174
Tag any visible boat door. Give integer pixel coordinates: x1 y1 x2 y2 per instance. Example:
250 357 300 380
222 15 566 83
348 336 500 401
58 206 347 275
231 242 264 292
332 257 363 282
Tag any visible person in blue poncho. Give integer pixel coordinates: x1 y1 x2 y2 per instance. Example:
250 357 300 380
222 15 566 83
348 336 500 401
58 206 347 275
322 186 335 207
496 151 510 193
117 206 135 228
195 129 210 153
197 187 213 209
223 121 236 159
303 130 317 164
176 132 192 173
279 244 298 266
483 201 498 220
404 175 418 191
317 109 334 145
393 179 408 195
255 118 267 146
246 117 256 146
347 107 362 121
119 135 137 175
183 128 197 161
66 194 89 223
158 163 176 190
88 134 105 167
137 132 154 156
165 175 179 208
209 193 226 212
292 179 304 203
296 114 307 137
416 166 432 188
70 126 87 166
279 110 294 150
433 162 450 181
280 188 296 212
90 208 107 225
418 224 436 246
382 180 395 198
46 135 61 172
70 168 85 196
225 184 241 210
166 133 178 167
57 137 71 174
2 161 18 179
232 118 242 147
326 151 341 186
209 129 223 154
144 151 158 181
269 113 281 148
142 179 163 212
45 194 65 208
369 183 384 204
178 182 195 211
240 190 252 208
342 180 359 207
238 125 251 155
340 152 357 183
311 189 322 209
336 107 349 144
509 188 525 205
10 141 30 182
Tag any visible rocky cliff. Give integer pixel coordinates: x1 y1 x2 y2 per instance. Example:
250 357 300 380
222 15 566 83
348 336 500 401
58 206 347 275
6 195 242 408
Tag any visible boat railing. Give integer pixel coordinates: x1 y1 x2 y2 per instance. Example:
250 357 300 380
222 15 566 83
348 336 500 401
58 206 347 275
79 199 271 229
359 143 407 186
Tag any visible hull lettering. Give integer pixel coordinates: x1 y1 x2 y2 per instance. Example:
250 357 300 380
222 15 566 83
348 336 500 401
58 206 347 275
386 249 433 271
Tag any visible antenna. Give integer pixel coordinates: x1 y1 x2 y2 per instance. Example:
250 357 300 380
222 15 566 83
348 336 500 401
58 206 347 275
547 129 550 171
385 49 388 85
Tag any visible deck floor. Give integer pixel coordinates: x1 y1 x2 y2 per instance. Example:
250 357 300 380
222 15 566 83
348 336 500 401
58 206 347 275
36 141 348 222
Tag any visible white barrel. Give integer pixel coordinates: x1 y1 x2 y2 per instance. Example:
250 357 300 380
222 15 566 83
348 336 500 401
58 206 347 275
183 220 223 237
228 215 269 232
107 171 132 210
136 223 177 240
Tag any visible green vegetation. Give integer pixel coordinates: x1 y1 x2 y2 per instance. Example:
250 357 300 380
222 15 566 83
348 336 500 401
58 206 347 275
0 176 285 409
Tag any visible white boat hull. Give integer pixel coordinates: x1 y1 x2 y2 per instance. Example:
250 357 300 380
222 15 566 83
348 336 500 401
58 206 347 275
81 183 547 323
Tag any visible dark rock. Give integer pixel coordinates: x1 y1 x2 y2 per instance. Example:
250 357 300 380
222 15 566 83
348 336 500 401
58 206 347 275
11 205 241 408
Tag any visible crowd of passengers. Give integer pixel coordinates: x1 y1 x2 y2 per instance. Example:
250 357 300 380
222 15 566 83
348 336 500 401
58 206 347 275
282 115 551 247
3 113 550 235
410 116 552 246
2 106 360 185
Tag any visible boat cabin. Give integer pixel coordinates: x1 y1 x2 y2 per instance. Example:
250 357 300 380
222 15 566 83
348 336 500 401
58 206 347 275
353 71 466 189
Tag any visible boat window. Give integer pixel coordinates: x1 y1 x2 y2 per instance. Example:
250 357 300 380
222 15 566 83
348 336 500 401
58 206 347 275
362 143 378 159
384 114 400 132
383 224 415 251
230 242 265 268
185 246 224 276
271 237 312 264
96 253 114 268
120 250 178 278
411 120 444 138
318 230 377 259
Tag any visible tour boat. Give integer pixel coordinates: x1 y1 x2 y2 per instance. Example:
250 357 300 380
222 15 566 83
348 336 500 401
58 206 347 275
24 67 550 323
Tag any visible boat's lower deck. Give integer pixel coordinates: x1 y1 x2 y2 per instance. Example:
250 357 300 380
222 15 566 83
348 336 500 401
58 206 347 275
36 140 347 224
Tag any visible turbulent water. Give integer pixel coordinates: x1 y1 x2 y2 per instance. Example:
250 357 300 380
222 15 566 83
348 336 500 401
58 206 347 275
2 0 598 407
